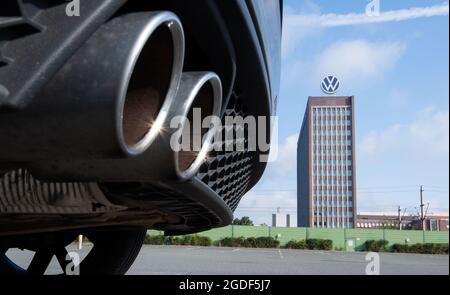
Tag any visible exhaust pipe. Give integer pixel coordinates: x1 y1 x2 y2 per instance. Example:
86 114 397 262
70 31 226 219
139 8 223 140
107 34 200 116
30 72 222 182
157 71 223 181
0 12 184 161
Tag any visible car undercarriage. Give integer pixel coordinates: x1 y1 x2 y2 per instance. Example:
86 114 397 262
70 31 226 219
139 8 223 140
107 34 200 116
0 0 282 274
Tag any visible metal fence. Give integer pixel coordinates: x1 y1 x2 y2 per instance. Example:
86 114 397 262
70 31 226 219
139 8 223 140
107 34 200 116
148 226 449 251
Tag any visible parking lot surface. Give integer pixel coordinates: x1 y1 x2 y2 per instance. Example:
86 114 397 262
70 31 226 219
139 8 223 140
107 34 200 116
9 245 448 275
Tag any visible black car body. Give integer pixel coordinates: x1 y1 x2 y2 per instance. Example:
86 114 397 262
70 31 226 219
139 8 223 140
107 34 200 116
0 0 282 274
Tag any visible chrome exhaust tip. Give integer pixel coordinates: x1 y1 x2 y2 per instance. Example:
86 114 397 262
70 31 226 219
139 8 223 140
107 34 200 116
29 72 222 183
174 72 222 180
0 11 185 161
119 12 185 156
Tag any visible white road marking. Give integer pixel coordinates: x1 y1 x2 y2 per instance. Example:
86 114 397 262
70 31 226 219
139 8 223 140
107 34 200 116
278 249 284 259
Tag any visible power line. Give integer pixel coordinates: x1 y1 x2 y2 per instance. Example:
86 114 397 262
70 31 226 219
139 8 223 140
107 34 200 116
425 189 449 193
422 185 449 189
250 190 445 196
356 185 418 190
356 190 416 194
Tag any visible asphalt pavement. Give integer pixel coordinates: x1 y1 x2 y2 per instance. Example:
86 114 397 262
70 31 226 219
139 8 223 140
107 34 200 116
6 245 449 275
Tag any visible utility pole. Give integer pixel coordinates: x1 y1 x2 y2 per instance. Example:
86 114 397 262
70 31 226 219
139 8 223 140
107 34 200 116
397 206 406 230
420 185 425 231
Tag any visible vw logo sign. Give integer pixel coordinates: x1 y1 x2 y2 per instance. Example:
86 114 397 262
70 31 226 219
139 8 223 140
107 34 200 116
321 76 340 95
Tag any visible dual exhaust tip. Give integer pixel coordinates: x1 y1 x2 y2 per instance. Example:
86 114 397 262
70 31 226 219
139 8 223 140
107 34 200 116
120 12 184 156
0 12 222 181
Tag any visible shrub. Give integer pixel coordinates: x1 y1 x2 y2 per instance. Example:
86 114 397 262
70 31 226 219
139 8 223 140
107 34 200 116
243 237 257 248
391 243 448 254
144 234 212 247
219 236 279 248
285 240 307 250
181 235 193 245
365 240 389 252
144 235 166 245
306 239 333 250
391 243 408 253
255 237 280 248
219 237 233 247
219 237 246 247
191 235 212 247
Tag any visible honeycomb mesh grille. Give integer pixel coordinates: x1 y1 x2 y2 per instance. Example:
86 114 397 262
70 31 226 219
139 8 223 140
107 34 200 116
197 94 256 212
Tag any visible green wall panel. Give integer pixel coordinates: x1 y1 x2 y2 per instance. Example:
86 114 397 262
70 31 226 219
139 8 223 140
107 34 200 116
424 231 449 244
270 227 307 245
147 226 449 250
307 228 346 249
384 230 424 245
233 225 269 238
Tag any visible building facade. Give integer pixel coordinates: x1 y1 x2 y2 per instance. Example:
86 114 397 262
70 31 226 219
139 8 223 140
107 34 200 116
357 212 449 231
297 96 356 228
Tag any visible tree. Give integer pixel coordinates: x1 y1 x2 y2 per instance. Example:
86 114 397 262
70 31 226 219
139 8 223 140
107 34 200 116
232 216 254 226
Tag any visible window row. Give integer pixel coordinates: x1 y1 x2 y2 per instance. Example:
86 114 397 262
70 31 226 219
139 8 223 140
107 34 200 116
314 190 353 197
312 108 351 116
313 150 352 156
312 170 353 176
313 222 354 228
314 199 353 205
312 120 351 126
313 140 352 146
314 211 353 217
313 130 352 136
313 160 352 166
313 179 353 186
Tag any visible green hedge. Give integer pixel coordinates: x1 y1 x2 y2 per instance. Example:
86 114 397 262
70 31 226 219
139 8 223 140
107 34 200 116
145 233 448 255
391 243 449 254
219 236 280 248
285 240 307 249
364 240 389 252
144 234 212 247
285 239 333 250
306 239 333 250
144 235 166 245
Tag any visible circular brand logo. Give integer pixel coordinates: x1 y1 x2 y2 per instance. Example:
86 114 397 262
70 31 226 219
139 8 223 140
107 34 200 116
321 76 340 95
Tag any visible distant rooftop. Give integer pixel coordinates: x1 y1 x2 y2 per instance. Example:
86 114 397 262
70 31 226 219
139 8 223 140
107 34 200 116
358 211 449 218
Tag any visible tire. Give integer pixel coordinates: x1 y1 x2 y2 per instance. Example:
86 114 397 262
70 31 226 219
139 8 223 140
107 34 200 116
0 227 146 275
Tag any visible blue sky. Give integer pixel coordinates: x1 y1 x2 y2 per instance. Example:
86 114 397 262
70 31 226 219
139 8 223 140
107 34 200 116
235 0 449 225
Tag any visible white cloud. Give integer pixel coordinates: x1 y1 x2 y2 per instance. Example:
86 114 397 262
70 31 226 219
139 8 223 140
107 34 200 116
282 1 323 57
314 40 406 83
283 2 449 58
295 2 449 28
267 134 298 176
359 107 449 160
281 40 406 93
